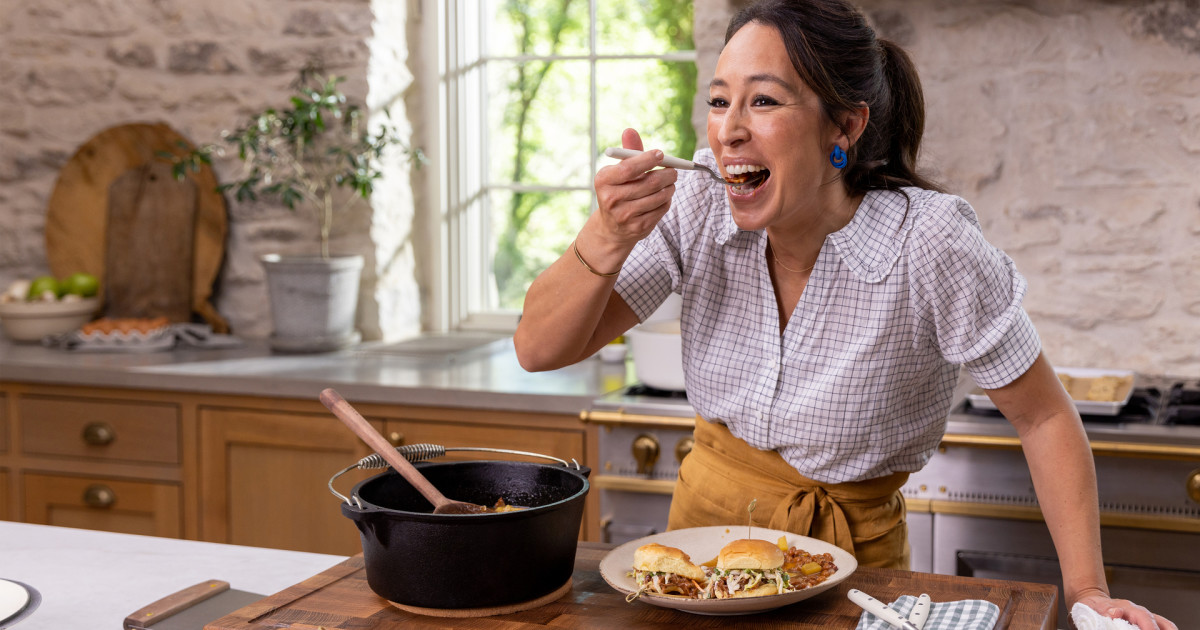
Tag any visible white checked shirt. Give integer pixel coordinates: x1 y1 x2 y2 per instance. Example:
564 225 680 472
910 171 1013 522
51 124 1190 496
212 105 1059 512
615 149 1041 483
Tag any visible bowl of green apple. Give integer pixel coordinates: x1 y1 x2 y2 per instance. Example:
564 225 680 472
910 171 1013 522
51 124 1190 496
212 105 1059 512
0 273 101 342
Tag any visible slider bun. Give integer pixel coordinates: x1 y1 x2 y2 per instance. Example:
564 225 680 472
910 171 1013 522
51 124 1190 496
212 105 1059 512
732 583 782 598
633 543 707 580
717 538 785 571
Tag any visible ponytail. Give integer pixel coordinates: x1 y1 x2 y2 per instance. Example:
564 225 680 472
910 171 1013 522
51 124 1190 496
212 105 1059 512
845 39 943 194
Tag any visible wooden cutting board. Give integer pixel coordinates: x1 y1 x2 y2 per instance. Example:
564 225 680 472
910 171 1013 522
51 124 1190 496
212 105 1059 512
45 122 228 331
205 545 1058 629
105 161 196 321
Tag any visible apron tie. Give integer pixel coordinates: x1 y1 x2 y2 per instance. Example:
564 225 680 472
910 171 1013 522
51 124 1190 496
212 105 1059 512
771 485 856 555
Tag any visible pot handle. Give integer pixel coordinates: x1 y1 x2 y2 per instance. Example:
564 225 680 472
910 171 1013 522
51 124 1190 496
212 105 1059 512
328 443 586 505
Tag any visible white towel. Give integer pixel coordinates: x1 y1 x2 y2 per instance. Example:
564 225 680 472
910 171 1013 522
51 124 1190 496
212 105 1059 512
1070 603 1139 630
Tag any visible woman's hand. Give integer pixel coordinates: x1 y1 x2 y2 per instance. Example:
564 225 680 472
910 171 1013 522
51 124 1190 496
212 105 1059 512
592 128 678 248
1074 591 1177 629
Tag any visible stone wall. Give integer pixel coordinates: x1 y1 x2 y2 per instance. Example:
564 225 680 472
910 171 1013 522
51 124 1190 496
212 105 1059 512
0 0 418 340
694 0 1200 376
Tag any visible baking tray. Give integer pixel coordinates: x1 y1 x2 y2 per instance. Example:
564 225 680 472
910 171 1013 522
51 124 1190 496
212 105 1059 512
968 367 1135 416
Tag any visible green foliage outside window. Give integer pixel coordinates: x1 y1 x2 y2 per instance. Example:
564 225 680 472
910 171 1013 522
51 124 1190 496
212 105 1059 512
491 0 697 310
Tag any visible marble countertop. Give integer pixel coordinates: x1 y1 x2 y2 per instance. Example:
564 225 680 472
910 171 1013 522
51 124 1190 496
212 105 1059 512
0 521 345 630
0 335 635 415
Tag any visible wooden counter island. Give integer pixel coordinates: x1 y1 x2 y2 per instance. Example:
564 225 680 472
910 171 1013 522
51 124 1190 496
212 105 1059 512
207 543 1058 629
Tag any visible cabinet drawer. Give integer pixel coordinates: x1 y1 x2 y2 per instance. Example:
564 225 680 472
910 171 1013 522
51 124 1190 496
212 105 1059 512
19 396 180 464
23 472 182 538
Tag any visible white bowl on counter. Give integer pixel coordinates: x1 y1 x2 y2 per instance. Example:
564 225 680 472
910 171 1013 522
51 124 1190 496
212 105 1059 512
625 318 685 391
0 297 100 342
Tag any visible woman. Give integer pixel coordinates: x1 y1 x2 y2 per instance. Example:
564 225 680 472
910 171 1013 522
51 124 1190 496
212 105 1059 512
513 1 1173 627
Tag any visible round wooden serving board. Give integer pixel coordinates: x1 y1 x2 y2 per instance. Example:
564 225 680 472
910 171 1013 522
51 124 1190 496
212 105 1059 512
45 122 228 332
388 579 573 618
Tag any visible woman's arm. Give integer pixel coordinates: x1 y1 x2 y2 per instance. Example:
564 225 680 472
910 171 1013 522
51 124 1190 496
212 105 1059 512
984 353 1176 630
514 129 676 371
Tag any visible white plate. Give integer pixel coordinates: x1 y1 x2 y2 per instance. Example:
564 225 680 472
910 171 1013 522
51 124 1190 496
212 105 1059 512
0 579 30 626
968 367 1135 416
598 526 857 616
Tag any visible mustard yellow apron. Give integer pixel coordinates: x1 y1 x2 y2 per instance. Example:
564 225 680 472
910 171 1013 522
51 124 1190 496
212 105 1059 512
668 416 911 569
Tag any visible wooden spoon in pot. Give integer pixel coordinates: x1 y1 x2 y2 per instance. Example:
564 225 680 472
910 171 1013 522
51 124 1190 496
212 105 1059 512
320 388 487 514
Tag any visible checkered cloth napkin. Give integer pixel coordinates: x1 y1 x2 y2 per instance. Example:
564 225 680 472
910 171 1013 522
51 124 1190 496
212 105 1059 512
855 594 999 630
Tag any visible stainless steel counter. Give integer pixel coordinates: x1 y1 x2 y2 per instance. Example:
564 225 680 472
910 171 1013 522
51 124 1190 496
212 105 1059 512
0 335 634 415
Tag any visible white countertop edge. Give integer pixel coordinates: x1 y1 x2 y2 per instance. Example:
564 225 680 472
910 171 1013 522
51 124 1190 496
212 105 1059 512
0 521 347 629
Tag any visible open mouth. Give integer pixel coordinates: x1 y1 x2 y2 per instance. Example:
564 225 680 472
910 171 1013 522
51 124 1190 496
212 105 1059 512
723 164 770 194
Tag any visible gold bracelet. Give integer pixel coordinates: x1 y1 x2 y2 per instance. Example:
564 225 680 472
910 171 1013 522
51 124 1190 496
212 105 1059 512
573 240 620 278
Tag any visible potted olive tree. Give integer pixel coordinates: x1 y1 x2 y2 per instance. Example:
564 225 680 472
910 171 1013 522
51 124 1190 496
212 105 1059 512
170 67 423 352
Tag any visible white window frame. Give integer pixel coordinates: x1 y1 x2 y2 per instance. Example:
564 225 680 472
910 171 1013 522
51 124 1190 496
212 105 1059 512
417 0 695 333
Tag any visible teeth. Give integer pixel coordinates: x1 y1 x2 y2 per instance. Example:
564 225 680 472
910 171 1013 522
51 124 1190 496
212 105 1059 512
724 164 766 175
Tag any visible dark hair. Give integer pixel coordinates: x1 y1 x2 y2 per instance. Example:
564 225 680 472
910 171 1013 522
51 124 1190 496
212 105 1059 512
726 0 942 194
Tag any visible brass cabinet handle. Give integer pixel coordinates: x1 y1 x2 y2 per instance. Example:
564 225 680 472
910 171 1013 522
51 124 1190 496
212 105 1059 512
82 422 116 446
83 484 116 509
675 437 694 463
1188 469 1200 505
387 431 405 446
632 434 660 475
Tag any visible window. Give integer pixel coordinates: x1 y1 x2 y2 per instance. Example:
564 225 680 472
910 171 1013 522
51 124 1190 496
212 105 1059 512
418 0 696 331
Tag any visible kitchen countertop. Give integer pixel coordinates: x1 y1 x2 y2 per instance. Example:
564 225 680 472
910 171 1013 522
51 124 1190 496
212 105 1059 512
0 335 633 415
0 521 346 630
5 336 1194 447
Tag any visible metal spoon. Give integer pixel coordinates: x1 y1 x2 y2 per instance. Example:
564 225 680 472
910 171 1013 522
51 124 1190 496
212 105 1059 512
604 147 727 184
319 388 487 515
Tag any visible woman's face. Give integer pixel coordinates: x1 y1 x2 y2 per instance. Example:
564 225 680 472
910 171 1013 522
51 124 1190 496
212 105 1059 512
707 22 841 232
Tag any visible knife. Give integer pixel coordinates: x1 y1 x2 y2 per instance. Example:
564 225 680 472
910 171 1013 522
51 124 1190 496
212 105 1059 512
908 593 931 630
848 589 920 630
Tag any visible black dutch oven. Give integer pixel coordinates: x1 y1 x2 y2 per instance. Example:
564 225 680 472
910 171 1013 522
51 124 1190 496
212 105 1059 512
332 447 590 610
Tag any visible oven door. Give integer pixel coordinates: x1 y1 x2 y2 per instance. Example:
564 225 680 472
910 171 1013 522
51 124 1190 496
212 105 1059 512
935 513 1200 623
595 476 675 544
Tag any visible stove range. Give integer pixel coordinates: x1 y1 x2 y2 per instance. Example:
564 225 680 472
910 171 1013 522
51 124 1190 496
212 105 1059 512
946 375 1200 447
911 374 1200 623
582 384 695 544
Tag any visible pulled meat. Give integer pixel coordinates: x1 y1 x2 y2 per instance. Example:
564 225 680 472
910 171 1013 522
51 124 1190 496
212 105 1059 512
633 571 706 598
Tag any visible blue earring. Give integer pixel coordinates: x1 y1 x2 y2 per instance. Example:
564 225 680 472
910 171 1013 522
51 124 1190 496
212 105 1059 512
829 145 847 169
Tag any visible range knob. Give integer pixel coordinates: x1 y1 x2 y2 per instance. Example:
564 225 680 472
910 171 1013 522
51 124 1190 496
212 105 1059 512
675 437 694 463
632 434 660 475
1187 469 1200 505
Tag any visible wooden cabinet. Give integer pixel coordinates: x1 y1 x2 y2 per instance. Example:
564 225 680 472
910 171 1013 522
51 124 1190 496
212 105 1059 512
0 383 598 552
0 385 188 537
0 470 8 521
1 393 7 521
23 472 181 537
0 391 8 454
198 404 376 555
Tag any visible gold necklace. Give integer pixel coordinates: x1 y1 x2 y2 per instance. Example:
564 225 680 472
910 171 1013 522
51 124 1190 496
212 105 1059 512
768 240 817 273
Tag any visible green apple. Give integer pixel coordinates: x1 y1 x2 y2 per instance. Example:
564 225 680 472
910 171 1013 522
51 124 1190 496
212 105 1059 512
62 272 100 298
26 275 62 300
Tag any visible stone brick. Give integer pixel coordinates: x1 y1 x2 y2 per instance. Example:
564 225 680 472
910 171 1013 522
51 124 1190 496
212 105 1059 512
107 43 157 69
1133 1 1200 56
167 41 240 74
23 63 118 106
283 8 372 37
